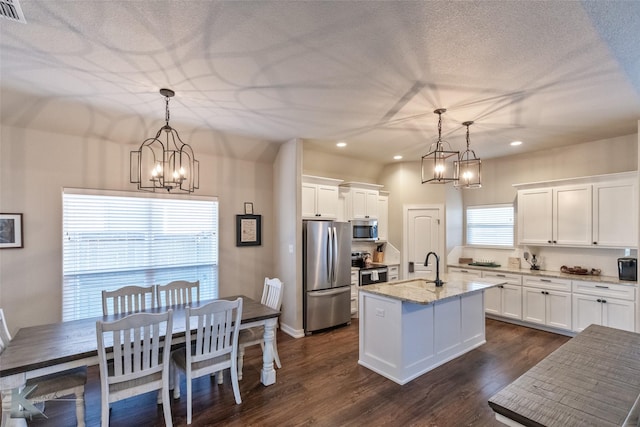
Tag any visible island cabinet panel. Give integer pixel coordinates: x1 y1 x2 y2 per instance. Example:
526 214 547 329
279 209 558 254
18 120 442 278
358 289 488 385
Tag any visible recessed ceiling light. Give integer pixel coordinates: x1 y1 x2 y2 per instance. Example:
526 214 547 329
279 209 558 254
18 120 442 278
510 141 523 146
336 141 347 148
393 155 403 160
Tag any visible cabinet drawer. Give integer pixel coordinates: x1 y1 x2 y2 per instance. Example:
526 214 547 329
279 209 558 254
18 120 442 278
482 271 522 286
523 276 571 292
389 265 399 275
351 271 359 286
449 267 482 277
572 280 635 301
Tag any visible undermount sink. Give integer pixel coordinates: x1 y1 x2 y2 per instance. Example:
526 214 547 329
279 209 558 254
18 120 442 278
399 280 445 290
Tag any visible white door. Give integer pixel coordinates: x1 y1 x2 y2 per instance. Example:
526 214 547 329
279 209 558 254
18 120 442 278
404 206 443 280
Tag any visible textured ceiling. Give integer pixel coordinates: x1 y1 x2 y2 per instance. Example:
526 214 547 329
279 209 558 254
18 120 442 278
1 1 639 164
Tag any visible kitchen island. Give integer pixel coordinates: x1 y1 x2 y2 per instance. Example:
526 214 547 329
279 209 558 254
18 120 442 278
358 276 503 385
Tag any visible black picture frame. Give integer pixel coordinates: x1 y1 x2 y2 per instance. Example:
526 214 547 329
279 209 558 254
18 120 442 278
0 213 23 249
244 202 254 215
236 214 261 246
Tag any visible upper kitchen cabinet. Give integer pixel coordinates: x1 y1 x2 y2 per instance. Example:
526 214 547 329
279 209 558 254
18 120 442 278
377 191 389 241
592 178 638 247
340 182 384 220
515 172 638 248
302 175 343 220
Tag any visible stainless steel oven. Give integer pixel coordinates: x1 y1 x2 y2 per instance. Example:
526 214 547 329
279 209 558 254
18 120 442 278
359 266 388 286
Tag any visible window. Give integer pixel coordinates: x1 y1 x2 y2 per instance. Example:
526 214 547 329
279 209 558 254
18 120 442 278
466 204 514 247
62 188 218 321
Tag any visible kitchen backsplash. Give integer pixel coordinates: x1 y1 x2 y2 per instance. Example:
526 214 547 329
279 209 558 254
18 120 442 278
448 245 637 278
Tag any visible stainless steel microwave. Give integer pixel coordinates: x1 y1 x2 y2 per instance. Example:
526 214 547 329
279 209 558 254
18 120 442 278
350 219 378 241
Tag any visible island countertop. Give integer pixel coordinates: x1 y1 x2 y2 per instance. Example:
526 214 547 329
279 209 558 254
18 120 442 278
359 276 504 305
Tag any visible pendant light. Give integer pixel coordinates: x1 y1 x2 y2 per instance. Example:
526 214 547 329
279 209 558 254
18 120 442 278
421 108 459 184
454 121 482 189
130 88 199 193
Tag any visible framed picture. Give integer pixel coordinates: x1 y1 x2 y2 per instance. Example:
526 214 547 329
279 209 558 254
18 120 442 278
236 214 262 246
0 213 23 249
244 202 254 215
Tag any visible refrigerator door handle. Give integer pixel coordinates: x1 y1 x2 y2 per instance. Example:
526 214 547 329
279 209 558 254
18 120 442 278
332 226 338 285
326 226 333 283
307 286 350 297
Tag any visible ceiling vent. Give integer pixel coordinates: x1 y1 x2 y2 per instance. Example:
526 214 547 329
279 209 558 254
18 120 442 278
0 0 26 24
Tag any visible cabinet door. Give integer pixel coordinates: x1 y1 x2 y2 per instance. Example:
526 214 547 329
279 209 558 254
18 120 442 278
365 190 379 219
501 285 523 320
553 185 592 246
351 188 368 219
602 298 635 332
522 287 546 325
518 188 552 245
593 180 638 247
316 185 339 219
572 294 602 333
546 290 572 330
484 286 501 315
301 183 318 218
377 195 389 241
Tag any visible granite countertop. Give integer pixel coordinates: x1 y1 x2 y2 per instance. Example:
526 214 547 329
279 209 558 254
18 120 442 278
359 275 504 305
447 263 638 286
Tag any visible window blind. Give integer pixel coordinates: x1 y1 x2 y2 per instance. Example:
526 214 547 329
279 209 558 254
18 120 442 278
466 204 514 247
62 189 218 321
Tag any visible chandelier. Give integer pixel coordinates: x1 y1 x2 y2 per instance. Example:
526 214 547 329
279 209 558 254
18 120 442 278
421 109 459 184
130 88 199 193
454 121 482 189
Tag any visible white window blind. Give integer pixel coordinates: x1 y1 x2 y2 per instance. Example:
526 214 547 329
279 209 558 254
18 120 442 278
63 189 218 321
466 204 514 247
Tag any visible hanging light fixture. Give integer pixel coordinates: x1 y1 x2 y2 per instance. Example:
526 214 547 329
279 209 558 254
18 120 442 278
454 121 482 189
130 88 199 193
421 108 459 184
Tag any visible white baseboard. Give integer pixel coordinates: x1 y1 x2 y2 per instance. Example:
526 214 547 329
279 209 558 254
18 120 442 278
280 322 305 338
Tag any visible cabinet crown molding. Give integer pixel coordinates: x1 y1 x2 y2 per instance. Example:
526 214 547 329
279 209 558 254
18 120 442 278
302 175 343 185
513 171 637 190
340 181 384 190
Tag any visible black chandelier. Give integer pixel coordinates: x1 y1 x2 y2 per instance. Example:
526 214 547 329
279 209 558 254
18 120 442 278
454 121 482 189
421 108 459 184
130 88 199 193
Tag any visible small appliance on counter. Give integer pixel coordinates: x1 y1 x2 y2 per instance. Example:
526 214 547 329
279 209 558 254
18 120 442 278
618 257 637 281
523 252 540 270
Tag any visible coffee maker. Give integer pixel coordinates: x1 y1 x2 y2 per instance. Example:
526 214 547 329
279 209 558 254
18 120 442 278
618 257 637 281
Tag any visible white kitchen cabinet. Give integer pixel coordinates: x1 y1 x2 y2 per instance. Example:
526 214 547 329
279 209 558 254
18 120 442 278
302 175 342 220
522 276 572 330
516 172 638 248
592 178 638 247
340 182 383 220
350 270 359 318
517 185 591 246
388 264 399 281
377 192 389 241
572 280 635 332
482 271 522 320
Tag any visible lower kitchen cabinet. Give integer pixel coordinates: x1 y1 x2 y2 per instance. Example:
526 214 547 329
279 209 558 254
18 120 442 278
482 272 522 320
448 267 482 281
572 280 635 332
522 276 572 331
351 270 359 318
388 264 399 281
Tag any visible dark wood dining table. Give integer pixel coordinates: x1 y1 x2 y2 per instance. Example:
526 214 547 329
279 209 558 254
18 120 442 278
0 295 280 426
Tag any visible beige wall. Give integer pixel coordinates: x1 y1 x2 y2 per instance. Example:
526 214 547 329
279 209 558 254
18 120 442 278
303 148 384 183
0 124 277 332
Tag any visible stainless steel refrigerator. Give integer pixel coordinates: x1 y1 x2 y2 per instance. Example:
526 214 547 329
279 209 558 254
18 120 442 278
303 220 352 334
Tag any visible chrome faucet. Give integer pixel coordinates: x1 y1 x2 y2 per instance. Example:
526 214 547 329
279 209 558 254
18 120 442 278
424 252 444 287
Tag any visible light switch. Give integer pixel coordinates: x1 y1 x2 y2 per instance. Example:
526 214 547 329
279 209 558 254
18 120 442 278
289 244 293 254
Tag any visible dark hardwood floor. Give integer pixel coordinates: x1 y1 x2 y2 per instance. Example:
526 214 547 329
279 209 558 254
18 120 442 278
28 319 569 426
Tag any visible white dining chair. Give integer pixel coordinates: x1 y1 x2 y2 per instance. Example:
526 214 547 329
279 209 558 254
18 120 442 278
101 284 156 316
96 310 174 427
237 277 284 380
0 309 87 427
156 280 200 307
172 298 243 424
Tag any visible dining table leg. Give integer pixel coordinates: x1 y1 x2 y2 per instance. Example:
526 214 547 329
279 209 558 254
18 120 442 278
260 317 277 386
1 373 28 427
